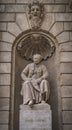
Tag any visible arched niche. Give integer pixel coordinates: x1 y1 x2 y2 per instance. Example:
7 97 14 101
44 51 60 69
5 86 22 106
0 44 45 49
10 29 60 130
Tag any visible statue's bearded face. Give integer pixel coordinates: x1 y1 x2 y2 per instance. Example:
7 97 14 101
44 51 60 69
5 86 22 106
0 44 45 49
31 5 41 18
33 54 42 64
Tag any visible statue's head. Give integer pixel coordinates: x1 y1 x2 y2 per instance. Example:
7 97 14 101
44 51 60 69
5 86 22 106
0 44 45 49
28 0 44 19
33 54 43 64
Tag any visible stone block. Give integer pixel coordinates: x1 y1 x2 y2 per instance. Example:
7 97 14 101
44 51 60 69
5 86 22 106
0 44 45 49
60 63 72 74
0 42 12 51
66 5 72 13
62 111 72 123
57 32 69 43
63 125 72 130
0 32 15 43
41 13 55 31
55 0 69 3
0 0 15 3
62 98 72 110
60 42 72 52
61 74 72 86
60 52 72 62
0 125 8 130
45 5 65 13
50 22 63 36
55 13 72 21
0 74 11 85
0 86 10 97
6 5 26 13
70 32 72 40
0 52 11 62
0 5 5 12
16 13 29 31
0 98 9 110
0 63 11 73
16 0 54 4
7 23 22 36
61 86 72 97
0 13 15 22
0 23 7 31
20 103 52 130
64 22 72 31
0 111 9 123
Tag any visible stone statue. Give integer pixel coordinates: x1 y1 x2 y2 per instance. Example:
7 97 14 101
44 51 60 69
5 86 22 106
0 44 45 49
21 54 50 107
28 0 44 29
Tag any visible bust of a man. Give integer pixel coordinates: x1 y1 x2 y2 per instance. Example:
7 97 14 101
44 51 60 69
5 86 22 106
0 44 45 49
28 0 44 29
21 54 50 107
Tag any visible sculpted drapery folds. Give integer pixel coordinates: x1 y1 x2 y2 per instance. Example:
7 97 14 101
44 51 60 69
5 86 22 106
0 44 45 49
21 54 50 107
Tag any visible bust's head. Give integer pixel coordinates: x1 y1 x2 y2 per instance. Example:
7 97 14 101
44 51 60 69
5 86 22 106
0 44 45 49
33 54 43 64
28 0 44 19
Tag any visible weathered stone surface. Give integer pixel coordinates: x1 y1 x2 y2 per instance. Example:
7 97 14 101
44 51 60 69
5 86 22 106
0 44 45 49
0 0 15 3
20 103 52 130
0 111 9 123
50 22 63 36
63 125 72 130
41 13 55 31
7 23 22 36
62 111 72 123
0 32 15 43
0 86 10 97
0 98 9 110
60 52 72 62
0 74 10 85
55 13 72 21
57 32 69 43
62 98 72 110
61 74 72 86
70 32 72 40
0 63 11 73
0 42 12 51
66 5 72 13
0 5 5 12
60 42 72 52
55 0 69 3
60 63 72 74
0 125 8 130
64 22 72 30
0 52 11 62
0 23 7 31
6 5 26 12
61 86 72 97
16 13 29 31
45 5 65 13
16 0 54 4
0 13 15 22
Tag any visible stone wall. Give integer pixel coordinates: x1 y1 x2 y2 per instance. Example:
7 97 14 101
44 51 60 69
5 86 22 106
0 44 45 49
0 0 72 130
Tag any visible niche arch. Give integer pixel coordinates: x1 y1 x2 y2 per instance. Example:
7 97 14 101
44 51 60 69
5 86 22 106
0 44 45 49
10 29 60 130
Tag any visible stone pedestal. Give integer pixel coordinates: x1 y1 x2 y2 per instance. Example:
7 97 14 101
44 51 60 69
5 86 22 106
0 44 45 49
19 103 52 130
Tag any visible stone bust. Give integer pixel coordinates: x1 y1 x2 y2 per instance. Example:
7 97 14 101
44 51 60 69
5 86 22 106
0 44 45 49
21 54 50 107
28 0 44 29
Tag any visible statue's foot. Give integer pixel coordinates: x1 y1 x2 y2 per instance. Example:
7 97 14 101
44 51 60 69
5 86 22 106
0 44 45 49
23 100 29 105
28 100 34 107
41 100 46 104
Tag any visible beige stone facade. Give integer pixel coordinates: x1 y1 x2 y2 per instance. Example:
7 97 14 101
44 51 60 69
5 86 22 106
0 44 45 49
0 0 72 130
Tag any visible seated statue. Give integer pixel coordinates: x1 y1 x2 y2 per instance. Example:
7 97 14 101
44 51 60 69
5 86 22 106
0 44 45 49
21 54 50 107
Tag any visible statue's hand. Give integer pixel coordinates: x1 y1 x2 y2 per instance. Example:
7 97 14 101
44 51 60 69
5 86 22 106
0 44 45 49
36 77 43 84
24 78 32 81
